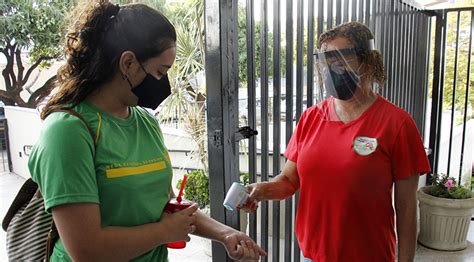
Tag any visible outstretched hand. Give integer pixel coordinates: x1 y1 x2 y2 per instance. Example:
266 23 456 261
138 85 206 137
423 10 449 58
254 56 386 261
238 183 261 213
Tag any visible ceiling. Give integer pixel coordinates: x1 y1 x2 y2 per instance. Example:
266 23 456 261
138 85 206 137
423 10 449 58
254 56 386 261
402 0 474 9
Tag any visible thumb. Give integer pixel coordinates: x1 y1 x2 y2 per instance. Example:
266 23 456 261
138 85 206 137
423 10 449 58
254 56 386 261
247 183 259 202
181 203 199 215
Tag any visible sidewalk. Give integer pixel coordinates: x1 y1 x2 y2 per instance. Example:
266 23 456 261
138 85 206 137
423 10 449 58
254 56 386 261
1 172 474 261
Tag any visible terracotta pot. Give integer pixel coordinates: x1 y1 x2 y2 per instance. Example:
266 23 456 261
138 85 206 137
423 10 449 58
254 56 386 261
417 186 474 251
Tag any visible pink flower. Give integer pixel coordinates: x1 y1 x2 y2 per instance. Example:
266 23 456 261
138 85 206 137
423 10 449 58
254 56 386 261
444 179 455 190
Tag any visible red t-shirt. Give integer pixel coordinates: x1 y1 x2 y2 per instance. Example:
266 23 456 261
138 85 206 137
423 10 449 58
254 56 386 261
284 96 431 262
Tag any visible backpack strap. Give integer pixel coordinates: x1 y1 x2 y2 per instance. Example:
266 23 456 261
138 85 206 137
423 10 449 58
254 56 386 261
54 108 95 140
45 108 96 261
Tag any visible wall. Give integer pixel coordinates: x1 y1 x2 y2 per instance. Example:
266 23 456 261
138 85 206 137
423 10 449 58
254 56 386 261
5 106 42 179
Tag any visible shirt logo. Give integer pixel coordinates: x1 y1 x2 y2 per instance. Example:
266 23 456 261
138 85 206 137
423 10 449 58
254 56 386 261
353 136 378 156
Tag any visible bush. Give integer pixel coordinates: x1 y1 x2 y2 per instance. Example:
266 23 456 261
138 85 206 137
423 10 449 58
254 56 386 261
177 171 250 208
427 173 472 200
177 170 209 208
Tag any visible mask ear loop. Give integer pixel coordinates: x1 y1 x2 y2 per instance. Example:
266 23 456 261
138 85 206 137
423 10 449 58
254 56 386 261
122 74 134 89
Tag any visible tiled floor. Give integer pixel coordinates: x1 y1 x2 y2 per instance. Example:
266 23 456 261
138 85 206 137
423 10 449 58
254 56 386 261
1 172 473 261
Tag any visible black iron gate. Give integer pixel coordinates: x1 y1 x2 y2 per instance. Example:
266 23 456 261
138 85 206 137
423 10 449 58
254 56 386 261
205 0 432 261
428 7 474 187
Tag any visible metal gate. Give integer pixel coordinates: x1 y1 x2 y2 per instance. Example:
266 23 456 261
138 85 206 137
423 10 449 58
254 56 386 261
205 0 432 261
428 7 474 187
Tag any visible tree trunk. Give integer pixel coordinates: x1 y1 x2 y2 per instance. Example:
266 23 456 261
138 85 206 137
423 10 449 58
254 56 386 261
25 75 57 108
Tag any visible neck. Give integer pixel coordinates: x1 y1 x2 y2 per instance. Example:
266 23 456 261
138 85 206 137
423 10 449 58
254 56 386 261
333 82 378 123
87 79 130 119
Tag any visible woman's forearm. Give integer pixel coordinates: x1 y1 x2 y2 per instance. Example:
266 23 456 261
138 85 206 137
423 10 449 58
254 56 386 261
192 210 234 243
258 174 299 201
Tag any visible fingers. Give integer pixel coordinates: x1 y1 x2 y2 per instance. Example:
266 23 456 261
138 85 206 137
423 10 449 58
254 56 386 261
183 203 199 214
241 240 257 259
236 240 266 262
239 200 258 213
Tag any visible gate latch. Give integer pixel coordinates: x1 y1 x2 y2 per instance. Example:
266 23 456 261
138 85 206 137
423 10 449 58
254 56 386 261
235 126 258 141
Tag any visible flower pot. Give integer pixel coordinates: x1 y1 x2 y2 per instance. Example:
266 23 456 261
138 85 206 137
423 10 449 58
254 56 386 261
417 186 474 251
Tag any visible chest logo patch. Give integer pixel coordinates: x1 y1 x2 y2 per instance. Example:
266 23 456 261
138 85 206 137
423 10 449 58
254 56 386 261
353 136 378 156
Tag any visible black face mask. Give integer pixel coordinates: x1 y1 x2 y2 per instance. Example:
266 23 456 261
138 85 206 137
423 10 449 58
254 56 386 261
324 67 359 100
129 69 171 110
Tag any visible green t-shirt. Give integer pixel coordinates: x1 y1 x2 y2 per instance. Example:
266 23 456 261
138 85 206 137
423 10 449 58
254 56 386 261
28 101 172 261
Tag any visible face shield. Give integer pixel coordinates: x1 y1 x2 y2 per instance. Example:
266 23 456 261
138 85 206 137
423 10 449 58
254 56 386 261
312 39 375 121
314 48 361 101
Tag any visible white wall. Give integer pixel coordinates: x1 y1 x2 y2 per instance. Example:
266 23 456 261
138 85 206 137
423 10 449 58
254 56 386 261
5 106 42 179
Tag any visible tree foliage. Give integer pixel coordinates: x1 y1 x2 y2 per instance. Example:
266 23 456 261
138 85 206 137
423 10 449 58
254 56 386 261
0 0 72 107
443 11 474 120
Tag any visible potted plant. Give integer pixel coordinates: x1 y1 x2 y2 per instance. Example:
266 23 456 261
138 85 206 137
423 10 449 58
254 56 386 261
417 173 474 251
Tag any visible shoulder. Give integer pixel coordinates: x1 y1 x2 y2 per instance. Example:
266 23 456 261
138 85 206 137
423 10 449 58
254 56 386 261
299 99 331 121
376 96 412 123
40 111 95 148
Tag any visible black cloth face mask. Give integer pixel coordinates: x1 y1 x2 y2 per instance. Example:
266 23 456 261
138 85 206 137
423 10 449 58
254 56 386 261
127 64 171 110
324 66 359 100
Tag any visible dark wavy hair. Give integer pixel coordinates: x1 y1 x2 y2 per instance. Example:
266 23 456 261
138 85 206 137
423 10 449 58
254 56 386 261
317 21 386 87
41 0 176 119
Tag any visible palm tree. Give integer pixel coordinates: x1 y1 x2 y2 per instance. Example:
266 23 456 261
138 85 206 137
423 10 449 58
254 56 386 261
157 0 208 172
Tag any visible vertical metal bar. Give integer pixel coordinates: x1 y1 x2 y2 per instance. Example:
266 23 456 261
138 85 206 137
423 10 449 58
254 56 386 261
260 0 269 258
284 0 294 260
394 1 401 106
421 15 432 138
352 0 357 21
380 1 386 97
318 0 325 38
401 3 408 110
408 8 415 116
294 2 303 260
336 0 342 25
343 0 349 23
448 11 461 179
296 0 304 121
359 0 364 22
386 0 395 101
204 0 239 260
246 0 257 241
379 0 386 63
272 0 281 260
307 0 315 108
370 0 376 33
408 6 414 113
365 0 371 27
459 11 473 183
428 11 447 180
5 120 12 172
328 0 334 30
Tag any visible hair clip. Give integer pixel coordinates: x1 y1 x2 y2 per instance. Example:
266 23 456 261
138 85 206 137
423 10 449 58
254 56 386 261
109 4 120 19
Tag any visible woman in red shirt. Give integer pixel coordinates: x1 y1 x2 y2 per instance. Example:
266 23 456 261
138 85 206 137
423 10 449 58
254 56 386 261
241 22 430 262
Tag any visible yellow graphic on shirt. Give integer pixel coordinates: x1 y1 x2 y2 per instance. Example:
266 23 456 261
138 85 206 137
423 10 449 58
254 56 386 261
106 157 168 178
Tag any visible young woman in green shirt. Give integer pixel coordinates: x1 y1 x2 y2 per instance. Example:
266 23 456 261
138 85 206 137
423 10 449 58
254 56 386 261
29 1 266 261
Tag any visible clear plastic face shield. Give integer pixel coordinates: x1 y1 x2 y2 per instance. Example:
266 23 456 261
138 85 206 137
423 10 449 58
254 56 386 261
313 39 375 121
